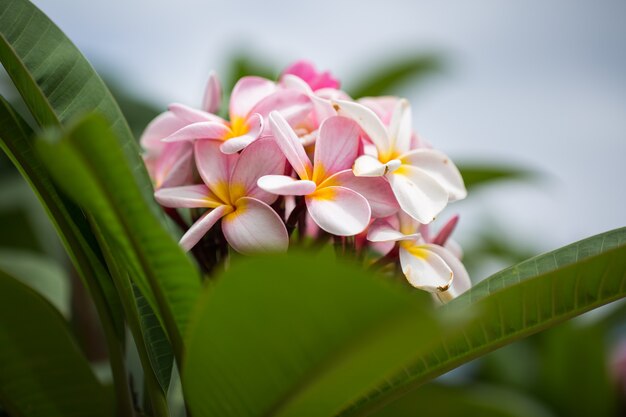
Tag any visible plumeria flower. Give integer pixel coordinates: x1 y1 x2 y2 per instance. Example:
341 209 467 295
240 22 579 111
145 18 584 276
367 212 471 303
333 98 467 224
164 75 311 154
258 112 397 236
282 60 340 91
155 137 288 253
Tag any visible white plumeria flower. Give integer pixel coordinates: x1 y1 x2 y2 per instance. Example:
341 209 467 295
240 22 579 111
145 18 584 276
333 98 467 224
367 213 471 303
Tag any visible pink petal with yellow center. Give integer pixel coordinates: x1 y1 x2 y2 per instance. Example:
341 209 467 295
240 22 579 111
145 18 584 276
230 76 276 119
269 111 313 180
400 149 467 201
179 205 233 251
312 116 360 183
321 170 398 218
202 71 222 114
257 175 317 196
399 244 454 292
155 184 222 208
194 140 237 204
222 197 288 254
219 113 263 154
229 137 286 204
305 186 371 236
388 165 448 224
163 121 230 143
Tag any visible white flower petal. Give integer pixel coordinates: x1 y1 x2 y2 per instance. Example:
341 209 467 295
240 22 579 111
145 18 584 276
257 175 317 196
388 166 448 224
332 99 391 155
400 149 467 201
399 245 454 292
305 186 371 236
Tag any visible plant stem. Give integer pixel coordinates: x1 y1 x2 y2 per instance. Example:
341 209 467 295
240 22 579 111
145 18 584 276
286 197 306 236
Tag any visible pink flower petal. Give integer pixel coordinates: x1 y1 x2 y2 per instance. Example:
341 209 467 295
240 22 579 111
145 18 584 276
222 197 288 254
257 175 317 196
332 99 390 155
202 71 222 114
194 140 238 203
179 205 232 251
251 90 312 126
367 218 419 242
269 111 313 180
140 111 189 155
358 96 400 126
321 170 399 218
229 137 286 204
305 186 371 236
400 149 467 201
230 76 276 119
219 113 263 154
155 184 223 208
388 166 448 224
163 121 230 143
312 116 360 183
152 142 194 189
281 60 340 91
399 245 454 292
168 103 222 123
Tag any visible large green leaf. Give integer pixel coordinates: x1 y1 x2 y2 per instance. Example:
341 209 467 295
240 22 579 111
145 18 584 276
341 228 626 416
182 251 441 417
0 269 114 417
36 114 201 358
369 382 554 417
0 0 157 215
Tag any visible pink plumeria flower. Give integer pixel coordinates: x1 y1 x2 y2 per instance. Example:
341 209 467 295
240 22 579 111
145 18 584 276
164 75 311 154
333 98 467 224
367 212 471 303
155 137 288 253
282 60 340 91
258 112 397 236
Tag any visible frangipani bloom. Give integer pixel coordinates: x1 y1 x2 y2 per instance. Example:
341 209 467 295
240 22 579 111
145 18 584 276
367 213 471 302
333 98 467 224
282 60 340 91
258 112 396 236
155 137 288 253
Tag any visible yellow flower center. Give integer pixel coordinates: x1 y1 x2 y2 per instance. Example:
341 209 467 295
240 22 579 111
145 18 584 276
227 116 250 139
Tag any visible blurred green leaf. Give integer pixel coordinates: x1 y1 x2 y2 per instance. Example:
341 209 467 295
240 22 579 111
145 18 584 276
347 54 442 99
183 251 440 417
36 114 201 360
369 382 554 417
0 250 70 317
0 0 158 218
458 164 535 192
0 268 114 417
342 228 626 416
103 78 160 139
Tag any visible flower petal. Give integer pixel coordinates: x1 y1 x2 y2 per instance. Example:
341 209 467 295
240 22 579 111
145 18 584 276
424 244 471 301
400 149 467 201
155 184 222 208
388 165 448 224
194 140 237 203
353 155 400 177
332 99 390 155
140 111 188 155
257 175 317 196
230 76 276 118
229 137 286 203
164 121 230 143
202 71 222 114
152 142 194 189
388 99 412 154
269 111 313 180
179 205 232 251
222 197 288 254
367 218 419 242
305 186 371 236
251 89 312 126
399 245 453 292
219 113 263 154
168 103 222 123
312 116 360 183
322 169 398 218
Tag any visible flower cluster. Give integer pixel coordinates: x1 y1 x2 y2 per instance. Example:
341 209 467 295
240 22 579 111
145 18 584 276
142 60 470 301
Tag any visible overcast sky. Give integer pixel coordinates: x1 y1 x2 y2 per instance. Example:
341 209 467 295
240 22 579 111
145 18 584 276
29 0 626 276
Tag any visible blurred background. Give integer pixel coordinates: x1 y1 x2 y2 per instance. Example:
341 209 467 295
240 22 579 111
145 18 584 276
1 1 625 416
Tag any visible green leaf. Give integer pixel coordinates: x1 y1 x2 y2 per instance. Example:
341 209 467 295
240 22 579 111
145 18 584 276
369 382 554 417
0 0 158 216
0 269 114 417
458 164 534 191
182 251 441 417
36 114 201 359
341 228 626 416
347 55 442 99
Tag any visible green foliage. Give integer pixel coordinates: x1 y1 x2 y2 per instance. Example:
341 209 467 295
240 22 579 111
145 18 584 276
458 164 535 192
0 268 114 417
